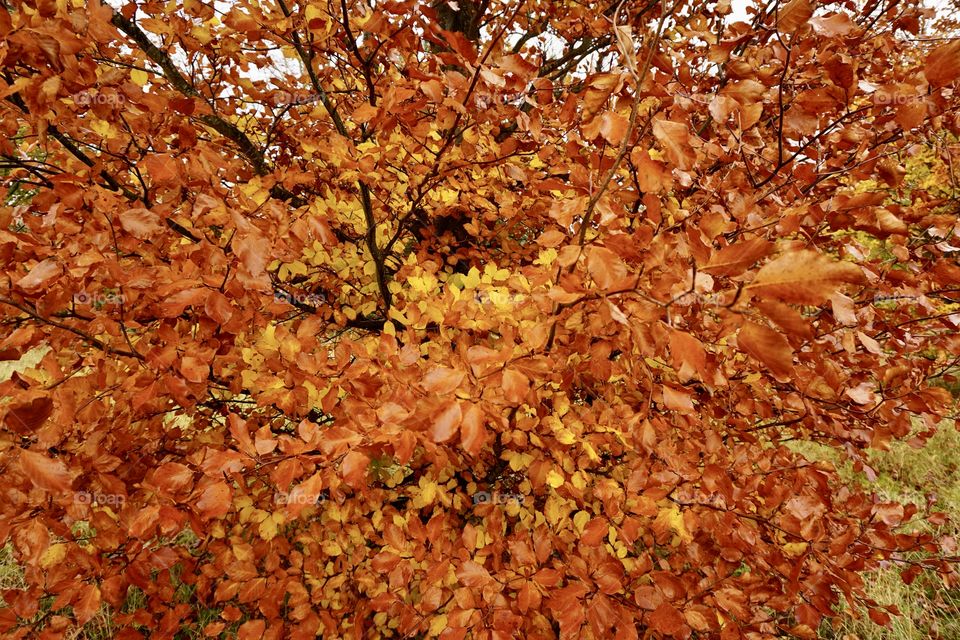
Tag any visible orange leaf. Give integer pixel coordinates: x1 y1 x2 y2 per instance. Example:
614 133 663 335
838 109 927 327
599 110 629 145
702 238 773 276
318 426 363 456
4 396 53 434
738 321 795 381
456 560 493 588
652 118 697 170
747 250 863 304
777 0 814 34
235 230 270 277
925 40 960 88
196 481 232 519
431 400 462 443
668 330 707 377
422 365 465 394
586 246 628 291
204 291 234 324
237 619 266 640
73 584 101 626
649 603 686 635
152 462 194 494
120 207 164 239
19 450 72 493
16 259 60 291
501 369 530 404
460 403 488 456
340 450 370 488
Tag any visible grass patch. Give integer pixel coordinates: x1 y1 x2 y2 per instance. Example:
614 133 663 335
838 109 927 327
790 421 960 639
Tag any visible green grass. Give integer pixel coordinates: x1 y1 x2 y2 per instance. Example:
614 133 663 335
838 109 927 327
791 421 960 640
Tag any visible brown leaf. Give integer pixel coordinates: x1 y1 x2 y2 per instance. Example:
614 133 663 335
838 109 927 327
120 208 164 239
19 449 72 493
586 246 628 291
204 291 234 324
702 238 774 277
340 450 370 488
925 40 960 88
460 402 488 456
73 584 101 626
810 12 858 37
738 321 795 380
16 259 60 291
652 119 697 170
777 0 815 34
649 603 686 635
422 366 465 394
747 250 863 304
4 396 53 434
501 368 530 404
196 481 232 519
431 400 462 443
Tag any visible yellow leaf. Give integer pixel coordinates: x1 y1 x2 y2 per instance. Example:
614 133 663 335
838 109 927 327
414 477 438 508
544 494 566 528
582 442 601 463
191 25 213 44
573 510 590 533
130 69 149 86
536 248 558 266
322 540 343 556
258 514 279 540
463 267 481 289
507 451 534 471
40 543 67 569
546 469 565 488
571 471 587 490
783 542 808 557
428 614 448 637
655 505 693 543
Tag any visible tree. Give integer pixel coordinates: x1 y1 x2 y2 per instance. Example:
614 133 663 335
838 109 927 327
1 0 959 637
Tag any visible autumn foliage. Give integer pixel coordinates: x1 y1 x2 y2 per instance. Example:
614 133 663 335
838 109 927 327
2 0 960 637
